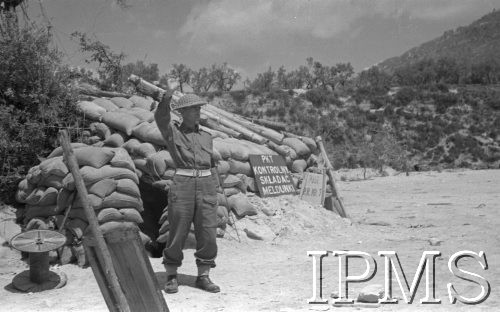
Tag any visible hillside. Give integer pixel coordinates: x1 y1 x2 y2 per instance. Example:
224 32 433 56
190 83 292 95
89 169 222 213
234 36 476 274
214 84 500 172
378 9 500 72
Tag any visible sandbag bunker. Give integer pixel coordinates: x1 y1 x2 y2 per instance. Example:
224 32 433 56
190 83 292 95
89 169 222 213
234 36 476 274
15 92 331 265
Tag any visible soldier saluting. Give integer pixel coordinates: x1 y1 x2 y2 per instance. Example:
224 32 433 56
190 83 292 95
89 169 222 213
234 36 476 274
154 79 220 294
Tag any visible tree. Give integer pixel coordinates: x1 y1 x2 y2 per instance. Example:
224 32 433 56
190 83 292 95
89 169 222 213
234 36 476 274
1 13 80 203
248 67 275 92
356 66 392 93
122 60 159 86
167 63 191 92
334 62 354 87
210 62 241 92
71 31 126 91
190 67 213 93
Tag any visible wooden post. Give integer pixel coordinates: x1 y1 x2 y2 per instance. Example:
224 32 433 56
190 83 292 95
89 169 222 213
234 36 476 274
315 136 349 218
58 130 131 312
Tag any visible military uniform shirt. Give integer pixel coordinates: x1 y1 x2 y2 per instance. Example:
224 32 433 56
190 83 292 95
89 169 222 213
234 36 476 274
154 94 214 170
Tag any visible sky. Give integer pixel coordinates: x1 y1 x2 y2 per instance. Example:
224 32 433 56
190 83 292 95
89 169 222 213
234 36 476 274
26 0 500 81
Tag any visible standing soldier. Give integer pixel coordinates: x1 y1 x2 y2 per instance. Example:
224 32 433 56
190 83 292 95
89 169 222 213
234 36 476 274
154 79 220 294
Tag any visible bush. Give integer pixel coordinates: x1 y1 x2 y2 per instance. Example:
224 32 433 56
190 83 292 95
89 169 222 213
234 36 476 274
229 90 248 106
394 87 417 106
305 88 328 108
0 17 80 203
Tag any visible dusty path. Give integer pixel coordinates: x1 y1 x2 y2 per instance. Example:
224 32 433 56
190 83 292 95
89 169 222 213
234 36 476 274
1 169 499 311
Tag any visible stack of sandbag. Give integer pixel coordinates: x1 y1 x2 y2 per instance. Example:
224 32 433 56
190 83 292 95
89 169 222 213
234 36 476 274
15 144 145 266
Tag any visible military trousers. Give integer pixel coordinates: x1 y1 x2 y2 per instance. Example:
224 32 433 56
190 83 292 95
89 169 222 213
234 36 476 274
163 174 218 268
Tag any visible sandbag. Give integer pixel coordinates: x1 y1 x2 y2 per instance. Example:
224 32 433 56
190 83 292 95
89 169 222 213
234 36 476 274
213 138 231 159
244 176 257 193
26 166 41 185
217 193 229 208
39 156 68 177
283 137 311 158
159 219 169 234
16 179 34 204
73 193 103 210
145 127 167 146
159 207 168 225
291 159 307 173
66 218 88 239
41 174 63 189
93 98 119 112
87 136 101 145
216 161 230 175
47 143 87 159
110 148 135 172
98 208 122 224
25 187 46 205
133 159 148 175
122 138 141 156
228 194 258 218
131 122 153 143
223 187 241 197
281 145 298 160
25 204 65 220
88 179 117 198
102 111 141 136
222 174 242 188
212 148 222 162
109 97 133 109
300 136 318 154
216 205 228 227
94 122 112 139
116 179 140 198
125 107 154 123
101 191 142 211
57 188 75 209
120 208 143 223
235 173 249 192
77 101 106 121
146 150 175 178
228 159 253 176
63 165 139 190
129 95 153 111
103 132 126 148
157 231 169 244
135 142 157 158
73 146 115 168
37 187 59 206
229 141 250 161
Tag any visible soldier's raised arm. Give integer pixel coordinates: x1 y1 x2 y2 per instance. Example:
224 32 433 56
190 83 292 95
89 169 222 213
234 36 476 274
154 78 180 142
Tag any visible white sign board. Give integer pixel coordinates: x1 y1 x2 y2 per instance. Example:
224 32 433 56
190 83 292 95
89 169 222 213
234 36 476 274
300 171 326 206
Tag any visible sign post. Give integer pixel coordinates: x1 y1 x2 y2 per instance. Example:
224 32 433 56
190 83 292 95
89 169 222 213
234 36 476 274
249 154 296 197
300 171 327 206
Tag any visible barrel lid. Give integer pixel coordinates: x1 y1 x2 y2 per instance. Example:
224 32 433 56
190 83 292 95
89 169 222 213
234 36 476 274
10 230 66 253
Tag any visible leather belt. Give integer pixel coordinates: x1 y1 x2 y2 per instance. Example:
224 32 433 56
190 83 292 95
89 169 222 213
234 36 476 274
175 168 212 177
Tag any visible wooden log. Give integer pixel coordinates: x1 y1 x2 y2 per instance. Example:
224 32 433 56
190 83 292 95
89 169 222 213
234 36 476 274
266 141 289 157
201 109 268 144
315 136 348 218
200 117 242 138
245 118 288 132
128 74 182 102
206 104 285 144
58 130 131 312
77 83 130 98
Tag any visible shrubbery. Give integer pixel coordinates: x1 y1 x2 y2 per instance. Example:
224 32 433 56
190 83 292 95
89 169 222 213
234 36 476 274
0 15 81 203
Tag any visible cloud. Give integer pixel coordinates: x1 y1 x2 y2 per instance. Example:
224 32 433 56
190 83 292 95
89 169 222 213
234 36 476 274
178 0 481 54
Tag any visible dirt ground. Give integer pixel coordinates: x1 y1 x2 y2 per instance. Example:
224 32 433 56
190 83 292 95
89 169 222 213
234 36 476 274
1 169 499 312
